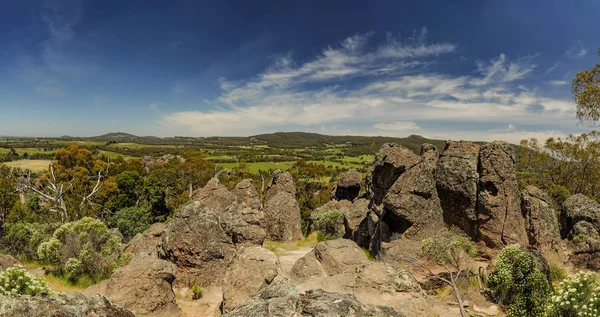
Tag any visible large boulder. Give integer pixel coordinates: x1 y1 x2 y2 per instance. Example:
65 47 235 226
367 143 421 206
266 170 296 200
521 186 561 247
222 246 287 313
435 140 480 237
420 143 439 165
223 281 405 317
231 208 267 246
161 201 237 287
477 141 528 248
0 293 134 317
366 143 443 248
263 170 302 241
331 168 362 201
123 222 167 257
343 198 370 236
561 194 600 239
232 179 263 210
222 281 300 317
300 289 405 317
83 254 182 317
191 178 237 212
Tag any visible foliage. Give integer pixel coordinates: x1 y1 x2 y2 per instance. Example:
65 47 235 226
572 234 589 244
549 263 567 284
191 283 204 300
519 132 600 201
312 209 344 237
37 217 122 282
572 49 600 123
545 271 600 317
316 231 340 242
112 207 151 241
0 266 52 296
0 222 58 260
421 228 478 270
488 246 550 317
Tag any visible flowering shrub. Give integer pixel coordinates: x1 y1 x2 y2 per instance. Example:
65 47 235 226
0 266 52 296
545 271 600 317
488 246 550 317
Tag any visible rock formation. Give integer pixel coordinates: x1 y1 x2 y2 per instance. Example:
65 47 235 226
191 178 237 212
435 141 480 237
221 246 287 313
123 222 167 257
161 201 238 287
331 168 362 201
309 200 349 238
521 186 561 247
0 254 19 271
232 179 263 210
83 254 182 317
263 170 302 241
0 293 134 317
477 141 528 248
561 193 600 239
223 281 405 317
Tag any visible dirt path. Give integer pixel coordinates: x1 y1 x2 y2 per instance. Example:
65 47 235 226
277 246 313 273
26 267 83 294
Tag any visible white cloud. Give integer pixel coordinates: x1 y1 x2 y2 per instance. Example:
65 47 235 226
548 80 569 86
565 41 588 59
543 62 559 76
373 121 422 133
160 31 579 142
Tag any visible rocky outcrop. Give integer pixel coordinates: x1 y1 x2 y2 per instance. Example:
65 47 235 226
222 281 300 317
331 168 362 201
435 141 480 237
522 186 561 247
232 179 262 210
420 143 439 165
83 254 182 317
0 293 134 317
300 289 405 317
561 194 600 239
222 246 287 313
264 171 302 241
124 222 167 257
223 281 405 317
161 201 237 287
191 178 237 212
291 239 420 294
477 141 528 248
232 208 267 246
266 170 296 200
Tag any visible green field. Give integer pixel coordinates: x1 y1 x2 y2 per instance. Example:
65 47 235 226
219 161 296 174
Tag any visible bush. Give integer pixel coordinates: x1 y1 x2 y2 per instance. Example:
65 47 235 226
112 207 152 241
549 263 567 284
0 266 52 296
316 231 339 242
191 283 204 300
488 246 550 317
545 271 600 316
547 184 571 206
0 222 58 261
37 217 122 282
312 210 344 237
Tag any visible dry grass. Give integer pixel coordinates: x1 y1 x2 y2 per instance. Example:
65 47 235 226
2 160 51 172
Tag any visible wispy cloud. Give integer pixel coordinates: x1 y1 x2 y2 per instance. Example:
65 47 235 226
565 41 588 59
160 30 577 141
548 80 569 86
543 62 559 76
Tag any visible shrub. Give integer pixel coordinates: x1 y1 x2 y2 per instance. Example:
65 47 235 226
572 234 589 244
547 184 571 206
112 207 152 241
316 231 339 242
549 263 567 284
545 271 600 316
312 210 344 237
0 222 58 261
488 246 550 317
0 266 52 296
37 217 122 282
191 283 204 300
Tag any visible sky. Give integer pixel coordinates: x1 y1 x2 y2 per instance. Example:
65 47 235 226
0 0 599 142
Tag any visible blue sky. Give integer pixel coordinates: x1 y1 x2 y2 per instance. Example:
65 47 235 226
0 0 598 142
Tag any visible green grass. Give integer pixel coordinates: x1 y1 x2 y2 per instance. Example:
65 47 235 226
219 161 296 174
107 143 176 149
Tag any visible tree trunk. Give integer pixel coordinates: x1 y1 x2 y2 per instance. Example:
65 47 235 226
450 274 467 317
